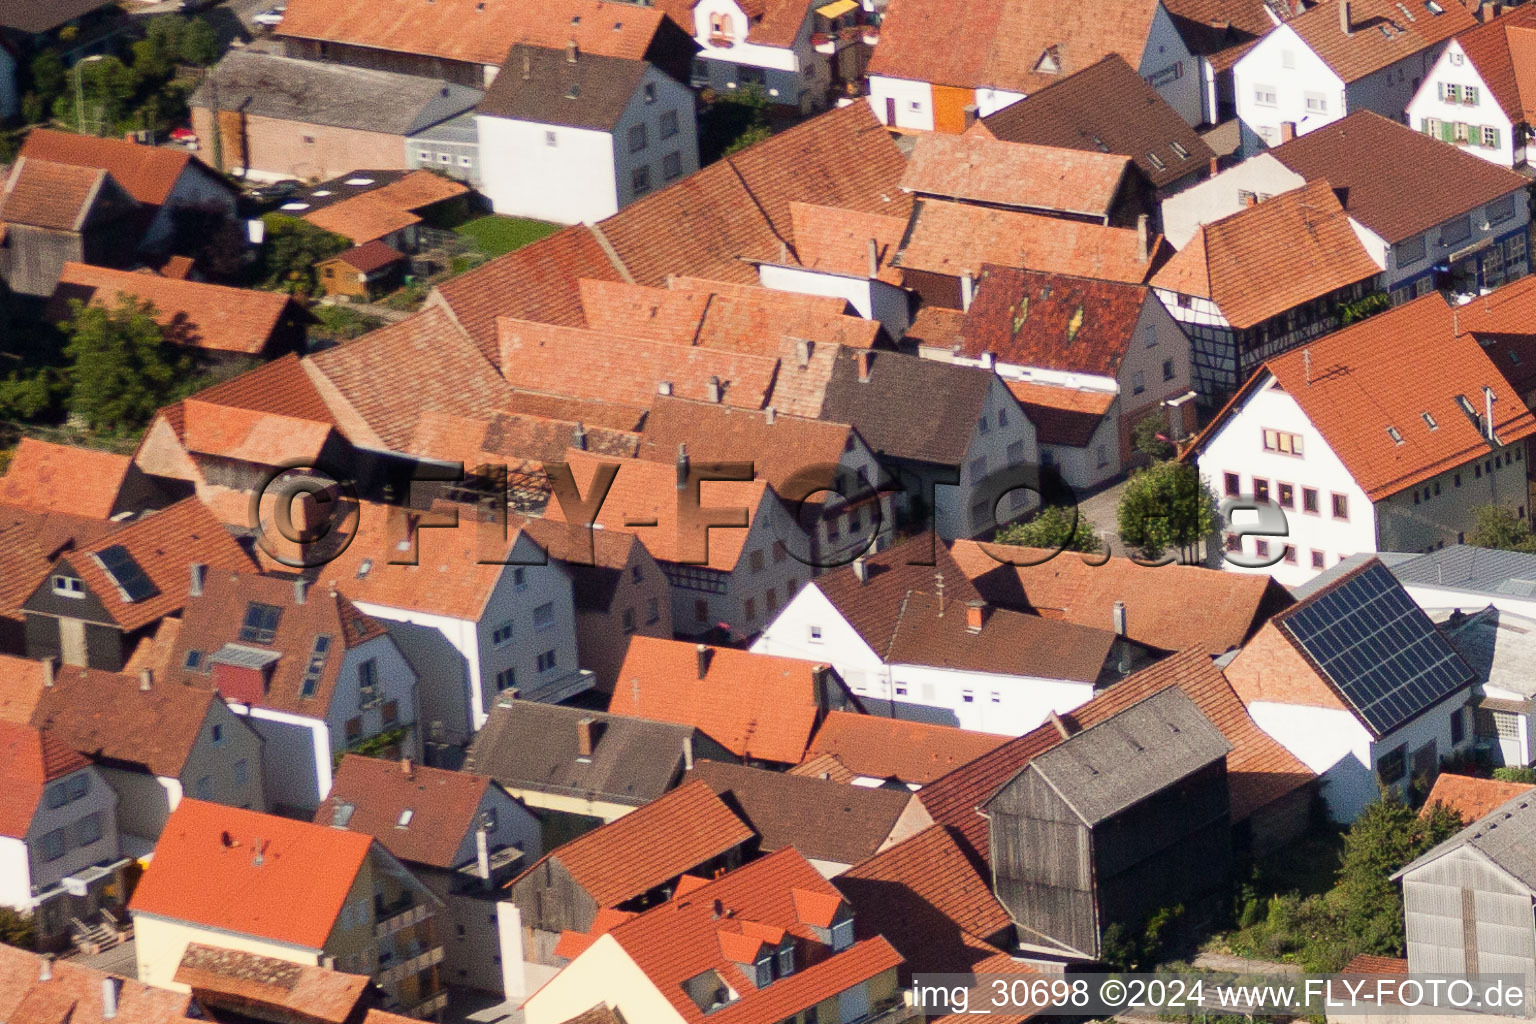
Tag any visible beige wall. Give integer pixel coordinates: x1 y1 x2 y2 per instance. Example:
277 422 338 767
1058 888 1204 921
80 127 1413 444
190 108 410 181
500 788 641 825
521 934 687 1024
135 912 322 990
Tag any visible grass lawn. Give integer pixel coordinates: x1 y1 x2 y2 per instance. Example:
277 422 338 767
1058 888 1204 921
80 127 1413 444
454 214 561 257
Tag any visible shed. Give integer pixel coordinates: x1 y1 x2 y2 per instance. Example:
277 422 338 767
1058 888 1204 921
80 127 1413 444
318 241 406 301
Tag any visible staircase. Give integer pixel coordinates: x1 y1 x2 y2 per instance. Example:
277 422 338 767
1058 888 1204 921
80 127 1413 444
69 911 129 956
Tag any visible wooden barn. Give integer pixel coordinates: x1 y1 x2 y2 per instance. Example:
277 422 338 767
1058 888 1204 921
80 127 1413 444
982 688 1234 961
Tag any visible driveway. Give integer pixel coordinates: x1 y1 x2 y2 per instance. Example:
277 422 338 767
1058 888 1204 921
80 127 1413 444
67 938 138 979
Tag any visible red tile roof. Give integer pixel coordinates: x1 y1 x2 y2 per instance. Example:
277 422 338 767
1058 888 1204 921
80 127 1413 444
0 943 194 1024
325 240 405 274
1150 179 1382 329
785 202 908 285
0 514 52 620
1003 380 1116 447
181 353 338 425
181 399 333 465
0 656 44 724
33 666 222 780
902 134 1133 220
0 158 118 231
896 199 1163 285
637 396 859 493
0 721 92 837
130 800 377 949
948 539 1293 654
20 129 205 207
959 265 1152 377
513 779 752 907
317 755 495 870
302 198 419 247
805 712 1007 785
1421 772 1535 824
54 263 300 356
1281 0 1475 83
918 647 1315 860
1191 291 1536 500
1454 6 1536 127
0 438 133 519
49 499 257 632
609 637 833 764
174 945 372 1024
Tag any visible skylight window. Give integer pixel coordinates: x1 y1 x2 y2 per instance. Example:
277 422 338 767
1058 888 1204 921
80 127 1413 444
239 602 282 644
1387 426 1404 444
279 202 310 211
1426 0 1444 13
1147 151 1167 170
343 178 375 186
1170 141 1190 159
397 809 414 827
1423 411 1438 429
95 545 158 603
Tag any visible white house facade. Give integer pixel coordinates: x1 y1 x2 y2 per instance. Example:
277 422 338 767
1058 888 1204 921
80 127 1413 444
1406 38 1523 167
688 0 852 113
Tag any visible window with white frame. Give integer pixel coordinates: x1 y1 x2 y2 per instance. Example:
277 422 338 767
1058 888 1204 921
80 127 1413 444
1304 92 1327 113
1262 428 1304 455
51 575 84 598
1254 85 1278 107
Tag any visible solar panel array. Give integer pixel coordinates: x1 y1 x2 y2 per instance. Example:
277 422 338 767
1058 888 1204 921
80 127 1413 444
1280 562 1472 736
94 545 159 603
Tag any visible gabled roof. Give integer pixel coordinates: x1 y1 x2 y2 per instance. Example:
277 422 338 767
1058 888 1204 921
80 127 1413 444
1160 0 1277 72
1395 789 1536 890
53 263 301 355
302 199 420 248
1422 772 1535 824
1191 290 1536 500
1277 0 1474 84
902 133 1133 221
919 647 1315 860
637 397 860 494
0 721 92 839
317 755 496 870
479 46 651 132
0 516 51 620
978 54 1216 188
834 824 1013 974
813 534 983 654
0 437 134 519
0 158 124 232
324 240 405 274
512 779 752 907
609 637 834 764
466 698 694 808
0 943 193 1024
0 656 45 724
178 353 338 425
958 265 1152 377
1452 5 1536 127
164 570 389 717
1385 543 1536 597
33 666 222 779
307 306 512 452
805 711 1008 785
38 499 256 632
1003 380 1116 447
948 539 1293 654
1012 687 1230 825
1150 179 1381 328
817 348 1001 466
895 199 1163 285
20 129 213 207
277 0 682 68
174 945 372 1024
0 0 114 34
689 760 926 866
130 800 378 949
885 590 1116 682
1268 111 1530 244
868 0 1165 93
784 202 909 285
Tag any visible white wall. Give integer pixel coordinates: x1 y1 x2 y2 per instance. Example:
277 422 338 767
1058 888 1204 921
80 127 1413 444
235 706 331 811
1407 41 1520 167
0 837 29 910
945 376 1038 538
1234 26 1348 153
477 115 618 224
1160 154 1306 248
1198 374 1379 586
757 263 913 339
866 77 935 131
753 582 887 693
1246 701 1375 820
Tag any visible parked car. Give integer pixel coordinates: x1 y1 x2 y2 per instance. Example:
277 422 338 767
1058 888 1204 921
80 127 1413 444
247 179 302 206
253 6 286 26
169 126 198 145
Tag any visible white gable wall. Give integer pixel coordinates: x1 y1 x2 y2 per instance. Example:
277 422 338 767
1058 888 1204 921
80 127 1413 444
476 116 618 224
866 77 938 130
1406 41 1520 167
1159 154 1307 248
1235 26 1348 153
752 582 887 692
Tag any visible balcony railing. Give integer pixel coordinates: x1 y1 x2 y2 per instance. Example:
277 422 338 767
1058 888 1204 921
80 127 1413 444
375 901 430 939
377 945 445 986
403 990 450 1019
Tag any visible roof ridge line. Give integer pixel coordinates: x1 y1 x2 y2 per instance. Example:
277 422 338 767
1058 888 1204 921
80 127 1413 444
586 222 635 285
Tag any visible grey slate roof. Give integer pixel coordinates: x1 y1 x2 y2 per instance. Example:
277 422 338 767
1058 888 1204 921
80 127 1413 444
1388 545 1536 598
464 698 693 808
190 51 482 137
477 45 648 132
0 0 109 34
1021 688 1230 826
1395 789 1536 891
817 349 999 467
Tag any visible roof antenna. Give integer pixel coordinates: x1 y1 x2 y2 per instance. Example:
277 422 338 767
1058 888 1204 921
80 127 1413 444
935 572 945 616
1304 347 1311 386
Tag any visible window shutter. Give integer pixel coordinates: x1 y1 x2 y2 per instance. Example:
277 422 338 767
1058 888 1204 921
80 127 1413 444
1490 127 1502 149
1442 120 1456 143
1420 117 1430 134
1438 82 1447 100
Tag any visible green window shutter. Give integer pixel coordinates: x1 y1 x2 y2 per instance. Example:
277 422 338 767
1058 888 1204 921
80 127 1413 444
1442 120 1456 143
1438 82 1447 100
1490 126 1502 149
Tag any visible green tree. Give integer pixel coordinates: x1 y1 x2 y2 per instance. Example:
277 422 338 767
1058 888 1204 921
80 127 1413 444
1116 461 1218 562
1336 795 1462 956
178 18 222 67
699 85 772 163
1467 503 1536 552
0 907 33 950
994 504 1101 553
28 49 65 103
259 215 350 294
1131 412 1176 461
52 56 137 135
1341 291 1391 326
63 296 191 435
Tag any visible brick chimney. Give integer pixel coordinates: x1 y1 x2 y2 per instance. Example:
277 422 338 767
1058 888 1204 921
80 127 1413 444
1339 0 1352 35
962 104 979 129
189 563 207 597
852 555 868 583
795 338 811 368
294 578 309 605
1280 120 1297 143
42 656 55 688
857 350 874 383
576 716 601 758
566 38 579 62
1136 214 1149 264
867 237 879 279
139 668 153 692
965 599 988 633
1112 599 1127 636
401 757 414 779
706 375 722 403
676 443 690 490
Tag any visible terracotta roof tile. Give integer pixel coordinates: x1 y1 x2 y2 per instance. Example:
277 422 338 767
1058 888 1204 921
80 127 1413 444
1454 7 1536 126
0 158 114 231
918 648 1315 860
814 534 982 654
637 397 858 493
501 392 649 431
513 779 752 907
0 944 194 1024
363 169 471 211
834 824 1012 973
869 0 1164 92
0 515 51 618
302 197 419 247
902 134 1133 220
53 263 301 356
174 945 371 1024
906 305 967 349
316 755 495 870
183 353 338 425
785 202 908 285
0 656 44 724
48 499 257 632
1150 179 1381 329
308 306 512 451
1161 0 1276 71
0 721 91 838
1192 291 1536 499
888 590 1116 681
949 539 1292 654
928 951 1038 1023
1343 954 1410 975
130 800 376 949
787 752 858 783
480 47 650 132
181 399 333 465
979 54 1216 188
806 711 1007 785
960 265 1152 377
896 199 1163 285
609 637 832 763
1281 0 1475 83
326 240 404 274
1004 380 1116 446
20 129 203 207
0 438 133 519
33 666 220 779
1421 772 1535 823
278 0 678 68
1270 112 1530 244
